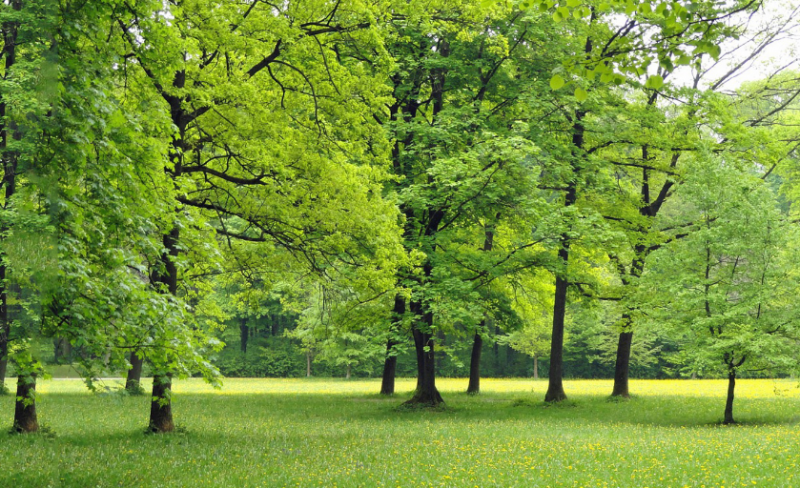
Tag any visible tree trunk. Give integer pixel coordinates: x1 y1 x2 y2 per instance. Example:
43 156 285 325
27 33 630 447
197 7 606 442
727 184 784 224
148 374 174 433
404 307 443 406
467 331 482 394
723 368 736 425
306 351 312 377
533 355 539 380
545 271 569 402
240 318 248 353
345 364 351 379
381 295 405 395
611 328 633 398
380 343 397 395
13 374 37 433
125 351 144 393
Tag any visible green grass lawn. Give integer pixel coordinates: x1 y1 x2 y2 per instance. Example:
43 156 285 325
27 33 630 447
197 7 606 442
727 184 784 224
2 378 799 487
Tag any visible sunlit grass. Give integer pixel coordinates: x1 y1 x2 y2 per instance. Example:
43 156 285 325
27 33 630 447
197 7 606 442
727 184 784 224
2 378 800 487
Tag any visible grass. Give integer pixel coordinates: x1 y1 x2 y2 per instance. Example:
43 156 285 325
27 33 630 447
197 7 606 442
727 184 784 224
2 378 800 487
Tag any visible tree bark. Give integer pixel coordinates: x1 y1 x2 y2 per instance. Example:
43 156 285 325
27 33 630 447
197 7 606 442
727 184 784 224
125 351 144 393
149 374 174 433
545 270 569 402
611 326 633 398
345 364 351 380
380 295 405 395
13 373 37 433
306 351 312 377
240 318 249 353
723 368 736 425
533 355 539 380
403 305 443 406
467 331 482 394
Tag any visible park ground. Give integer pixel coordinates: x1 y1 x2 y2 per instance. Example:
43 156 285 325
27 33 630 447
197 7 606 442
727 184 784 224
2 378 800 487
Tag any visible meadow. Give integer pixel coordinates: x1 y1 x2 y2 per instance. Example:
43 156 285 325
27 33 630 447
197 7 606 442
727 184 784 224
2 378 799 487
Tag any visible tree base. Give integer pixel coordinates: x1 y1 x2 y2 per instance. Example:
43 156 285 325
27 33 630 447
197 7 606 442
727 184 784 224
148 376 174 433
544 387 567 403
13 375 38 433
402 388 444 407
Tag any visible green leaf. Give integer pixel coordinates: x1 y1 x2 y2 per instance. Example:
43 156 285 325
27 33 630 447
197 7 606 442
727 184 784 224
550 74 566 90
574 87 588 102
645 74 664 90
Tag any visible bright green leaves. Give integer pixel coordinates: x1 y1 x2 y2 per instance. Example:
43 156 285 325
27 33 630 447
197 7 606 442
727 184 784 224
645 74 664 90
552 6 570 22
574 87 588 102
550 74 566 90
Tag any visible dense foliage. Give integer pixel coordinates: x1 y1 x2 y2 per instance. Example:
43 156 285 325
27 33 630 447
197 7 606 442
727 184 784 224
2 0 800 431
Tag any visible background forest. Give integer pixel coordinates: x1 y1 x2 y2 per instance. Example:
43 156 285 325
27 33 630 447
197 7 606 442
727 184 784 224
3 0 800 433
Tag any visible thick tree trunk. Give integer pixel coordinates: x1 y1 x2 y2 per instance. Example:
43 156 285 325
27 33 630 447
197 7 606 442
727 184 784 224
306 351 312 377
125 351 144 393
13 374 37 433
611 327 633 398
404 318 443 406
380 295 405 395
724 368 736 425
545 270 569 402
240 318 249 353
467 331 482 394
533 355 539 380
148 374 174 433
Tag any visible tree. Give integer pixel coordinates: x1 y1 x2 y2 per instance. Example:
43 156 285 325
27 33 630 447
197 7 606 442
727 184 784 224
644 155 800 424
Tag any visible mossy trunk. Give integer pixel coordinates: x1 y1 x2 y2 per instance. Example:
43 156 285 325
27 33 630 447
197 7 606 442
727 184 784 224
13 374 37 433
611 329 633 398
125 351 144 393
467 332 482 395
148 375 174 433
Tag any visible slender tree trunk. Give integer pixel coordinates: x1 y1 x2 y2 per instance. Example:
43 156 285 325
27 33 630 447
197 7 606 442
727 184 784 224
125 351 144 393
240 318 249 353
611 321 633 398
691 371 697 380
345 364 351 380
149 374 174 433
467 331 482 394
533 355 539 380
723 368 736 425
467 226 494 395
306 351 312 377
545 270 569 402
381 295 405 395
13 373 37 433
545 103 584 402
